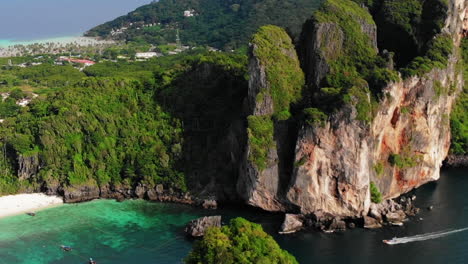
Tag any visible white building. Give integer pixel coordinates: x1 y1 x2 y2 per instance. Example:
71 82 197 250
184 10 195 17
135 52 160 59
17 98 31 107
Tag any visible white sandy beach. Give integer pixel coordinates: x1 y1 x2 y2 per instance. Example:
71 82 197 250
0 36 116 57
0 36 115 48
0 193 63 219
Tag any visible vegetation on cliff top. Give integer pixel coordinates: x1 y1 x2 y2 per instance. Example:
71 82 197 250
185 217 298 264
310 0 399 123
86 0 321 51
366 0 449 67
306 0 451 126
401 34 454 78
251 25 304 119
450 38 468 155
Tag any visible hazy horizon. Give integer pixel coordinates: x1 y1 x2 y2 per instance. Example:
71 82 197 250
0 0 151 41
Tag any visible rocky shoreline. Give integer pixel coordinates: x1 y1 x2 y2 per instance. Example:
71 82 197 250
181 193 426 237
43 182 217 210
278 194 422 234
444 155 468 168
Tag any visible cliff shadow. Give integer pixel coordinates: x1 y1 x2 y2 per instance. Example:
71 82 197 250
155 61 248 201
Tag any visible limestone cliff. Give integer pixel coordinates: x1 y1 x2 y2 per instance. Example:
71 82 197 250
238 0 467 217
237 25 305 211
17 153 40 180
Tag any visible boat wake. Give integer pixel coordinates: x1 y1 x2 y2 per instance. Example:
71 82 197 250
384 227 468 245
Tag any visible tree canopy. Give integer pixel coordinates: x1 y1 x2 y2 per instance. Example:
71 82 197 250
86 0 322 50
185 217 298 264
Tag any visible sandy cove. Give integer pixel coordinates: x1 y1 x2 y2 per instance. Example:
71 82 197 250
0 193 63 219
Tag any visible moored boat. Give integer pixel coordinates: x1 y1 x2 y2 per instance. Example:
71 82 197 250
60 245 72 251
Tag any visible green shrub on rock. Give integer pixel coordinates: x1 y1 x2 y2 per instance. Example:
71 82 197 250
450 38 468 155
370 181 383 203
247 115 275 171
304 108 328 127
388 153 419 169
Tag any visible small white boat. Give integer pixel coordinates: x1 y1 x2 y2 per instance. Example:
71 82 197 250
391 221 404 226
383 237 398 245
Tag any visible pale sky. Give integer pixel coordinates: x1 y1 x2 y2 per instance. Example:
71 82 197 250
0 0 152 40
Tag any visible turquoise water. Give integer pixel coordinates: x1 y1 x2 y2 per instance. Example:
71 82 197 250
0 0 151 45
0 168 467 264
0 200 206 264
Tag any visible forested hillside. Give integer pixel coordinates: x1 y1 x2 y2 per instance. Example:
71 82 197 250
0 50 247 195
85 0 322 50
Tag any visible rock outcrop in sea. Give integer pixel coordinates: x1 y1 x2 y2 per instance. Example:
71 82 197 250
185 216 222 237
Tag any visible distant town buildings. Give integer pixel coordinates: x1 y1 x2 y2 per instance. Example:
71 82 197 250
110 27 128 36
135 52 161 59
58 57 95 66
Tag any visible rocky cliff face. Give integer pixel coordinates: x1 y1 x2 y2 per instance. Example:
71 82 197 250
370 63 461 199
287 104 372 216
237 52 283 211
238 0 467 217
237 26 304 212
17 153 40 180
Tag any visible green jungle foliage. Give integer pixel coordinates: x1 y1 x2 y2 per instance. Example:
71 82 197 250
251 25 304 119
450 39 468 155
86 0 322 50
370 181 382 203
0 78 185 193
185 217 298 264
311 0 399 123
0 63 86 87
401 34 454 77
0 50 248 195
370 0 448 67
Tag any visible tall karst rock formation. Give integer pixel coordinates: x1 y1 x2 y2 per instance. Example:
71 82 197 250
237 0 468 217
